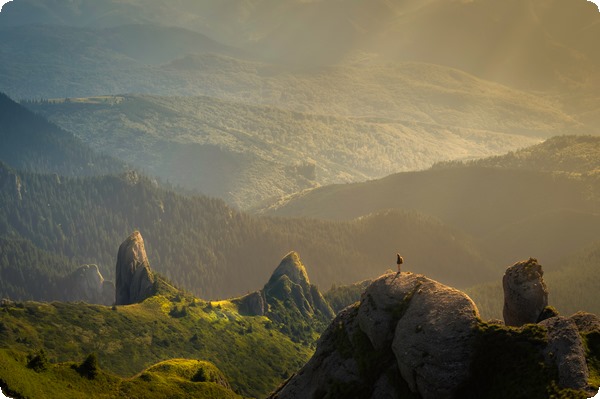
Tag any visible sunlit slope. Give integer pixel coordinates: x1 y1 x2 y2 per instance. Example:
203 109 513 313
0 293 310 398
24 72 577 208
0 352 242 399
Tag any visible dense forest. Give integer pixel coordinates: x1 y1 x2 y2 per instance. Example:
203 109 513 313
0 161 494 301
0 93 124 177
467 239 600 319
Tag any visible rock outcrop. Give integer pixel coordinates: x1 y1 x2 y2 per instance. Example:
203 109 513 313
236 252 334 322
539 316 589 391
64 264 114 306
392 278 480 398
269 272 480 399
264 252 334 320
235 290 267 317
503 258 548 327
270 269 599 399
115 231 155 305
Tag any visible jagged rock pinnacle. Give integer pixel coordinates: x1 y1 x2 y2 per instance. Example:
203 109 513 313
115 231 155 305
503 257 548 327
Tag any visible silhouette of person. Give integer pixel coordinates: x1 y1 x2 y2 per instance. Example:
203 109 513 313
396 253 403 273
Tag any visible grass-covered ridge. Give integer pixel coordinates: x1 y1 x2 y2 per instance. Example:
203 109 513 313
0 349 243 399
0 291 313 398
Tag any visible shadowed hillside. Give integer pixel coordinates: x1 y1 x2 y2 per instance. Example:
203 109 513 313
0 93 123 177
0 161 495 301
262 136 600 280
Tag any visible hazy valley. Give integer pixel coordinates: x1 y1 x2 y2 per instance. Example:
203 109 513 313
1 0 600 397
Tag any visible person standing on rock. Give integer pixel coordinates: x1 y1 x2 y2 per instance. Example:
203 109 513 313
396 253 403 273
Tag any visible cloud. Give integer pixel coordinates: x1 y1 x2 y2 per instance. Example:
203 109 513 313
0 1 12 12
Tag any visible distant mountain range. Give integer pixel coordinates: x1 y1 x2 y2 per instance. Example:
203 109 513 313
0 94 497 301
1 0 598 208
260 135 600 266
25 88 559 208
2 0 598 91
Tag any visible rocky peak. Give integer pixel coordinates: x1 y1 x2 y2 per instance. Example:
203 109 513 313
270 272 480 399
266 251 311 291
270 269 599 399
236 251 334 329
503 257 548 326
264 251 333 320
115 231 155 305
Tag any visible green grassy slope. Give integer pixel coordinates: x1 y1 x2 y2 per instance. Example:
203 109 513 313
0 292 311 398
0 351 243 399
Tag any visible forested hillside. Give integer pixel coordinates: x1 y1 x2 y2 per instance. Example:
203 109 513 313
0 162 495 301
263 136 600 272
24 84 563 207
0 93 123 176
467 240 600 320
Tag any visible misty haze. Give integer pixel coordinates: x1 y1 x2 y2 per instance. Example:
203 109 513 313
0 0 599 398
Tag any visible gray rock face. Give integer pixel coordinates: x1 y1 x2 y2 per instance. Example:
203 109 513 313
503 258 548 326
235 290 267 316
358 272 422 351
115 231 155 305
539 316 589 391
570 311 600 334
269 305 363 399
269 272 480 399
264 252 334 320
64 264 114 305
270 267 598 399
392 278 479 399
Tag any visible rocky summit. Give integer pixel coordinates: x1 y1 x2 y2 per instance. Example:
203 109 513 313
269 268 600 399
236 251 334 321
115 231 155 305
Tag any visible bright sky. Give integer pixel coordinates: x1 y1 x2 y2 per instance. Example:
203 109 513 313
0 0 11 12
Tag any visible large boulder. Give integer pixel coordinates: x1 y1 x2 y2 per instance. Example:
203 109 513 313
358 272 422 351
234 290 267 316
539 316 589 391
503 258 548 326
391 278 480 399
115 231 155 305
269 272 480 399
270 269 598 399
64 264 114 305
